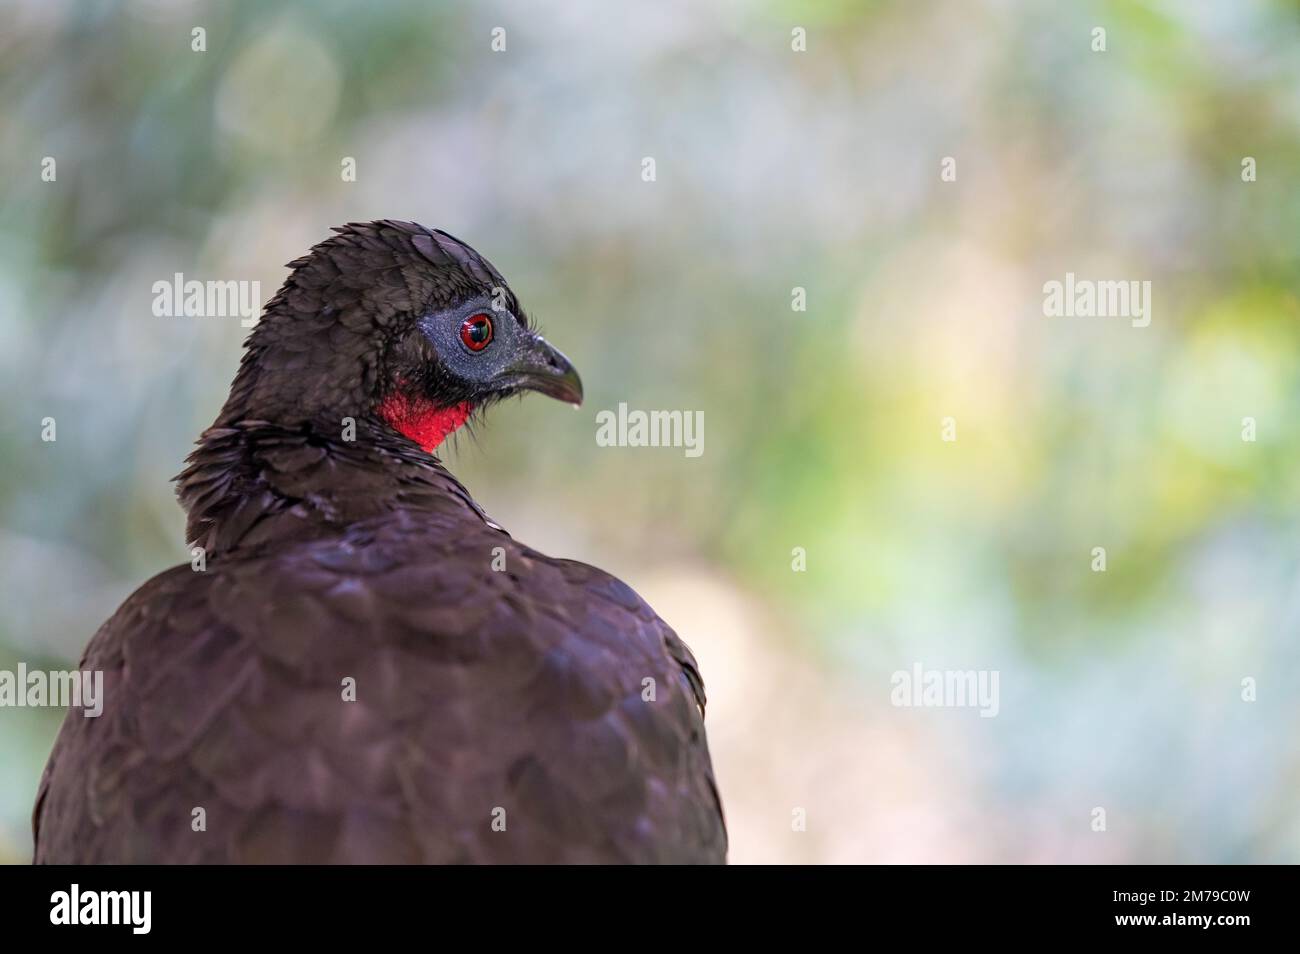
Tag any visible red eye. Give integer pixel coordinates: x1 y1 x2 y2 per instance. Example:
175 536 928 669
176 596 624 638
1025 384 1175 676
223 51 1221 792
460 313 493 351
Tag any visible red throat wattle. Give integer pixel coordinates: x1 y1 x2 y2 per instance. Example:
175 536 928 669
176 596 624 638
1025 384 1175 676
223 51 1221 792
378 392 473 453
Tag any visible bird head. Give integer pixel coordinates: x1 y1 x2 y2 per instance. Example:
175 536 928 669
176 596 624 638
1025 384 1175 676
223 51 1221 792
224 220 582 452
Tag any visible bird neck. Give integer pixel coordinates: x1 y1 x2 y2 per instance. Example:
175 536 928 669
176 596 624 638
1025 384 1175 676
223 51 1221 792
376 393 474 453
175 416 491 555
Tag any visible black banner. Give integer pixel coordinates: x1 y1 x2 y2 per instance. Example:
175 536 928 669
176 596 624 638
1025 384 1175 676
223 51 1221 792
0 865 1280 940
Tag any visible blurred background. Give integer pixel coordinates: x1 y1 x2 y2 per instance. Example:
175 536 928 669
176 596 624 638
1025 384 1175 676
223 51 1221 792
2 0 1299 864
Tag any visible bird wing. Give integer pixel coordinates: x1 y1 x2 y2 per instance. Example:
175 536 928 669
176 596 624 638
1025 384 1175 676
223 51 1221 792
34 516 726 864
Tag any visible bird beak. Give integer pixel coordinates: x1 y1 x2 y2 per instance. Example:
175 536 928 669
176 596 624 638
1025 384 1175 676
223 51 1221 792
504 335 584 407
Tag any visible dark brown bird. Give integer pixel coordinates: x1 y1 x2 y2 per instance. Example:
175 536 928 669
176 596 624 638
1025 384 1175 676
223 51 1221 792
33 221 726 864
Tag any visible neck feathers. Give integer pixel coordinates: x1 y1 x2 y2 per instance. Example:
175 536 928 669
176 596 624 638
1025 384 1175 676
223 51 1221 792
175 419 481 554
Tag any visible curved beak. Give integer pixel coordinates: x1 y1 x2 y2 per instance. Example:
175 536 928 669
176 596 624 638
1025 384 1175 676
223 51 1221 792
503 335 583 407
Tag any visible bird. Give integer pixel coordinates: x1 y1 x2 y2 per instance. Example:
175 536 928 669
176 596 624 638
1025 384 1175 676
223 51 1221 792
33 220 727 864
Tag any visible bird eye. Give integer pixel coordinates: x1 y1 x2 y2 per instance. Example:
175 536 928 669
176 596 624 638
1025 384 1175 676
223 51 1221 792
459 314 494 352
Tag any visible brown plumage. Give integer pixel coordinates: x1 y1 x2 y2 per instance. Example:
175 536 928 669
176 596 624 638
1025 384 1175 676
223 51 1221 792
33 221 726 864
